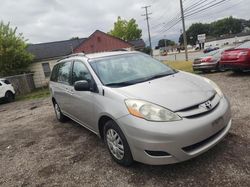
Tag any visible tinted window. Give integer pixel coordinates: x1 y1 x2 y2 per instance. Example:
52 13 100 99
50 64 59 82
57 61 72 84
0 82 2 86
3 79 11 84
237 41 250 49
42 63 51 77
72 61 92 84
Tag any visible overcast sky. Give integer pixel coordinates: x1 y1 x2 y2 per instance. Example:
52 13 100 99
1 0 250 47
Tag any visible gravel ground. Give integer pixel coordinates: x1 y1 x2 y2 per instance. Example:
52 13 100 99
0 71 249 187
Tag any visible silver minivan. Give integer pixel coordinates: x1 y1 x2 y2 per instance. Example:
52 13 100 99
50 51 231 166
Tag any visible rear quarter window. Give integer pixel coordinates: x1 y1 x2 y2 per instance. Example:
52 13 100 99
50 64 59 82
3 80 11 84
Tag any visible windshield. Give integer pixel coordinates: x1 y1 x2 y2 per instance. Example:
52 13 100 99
200 49 221 57
90 53 176 87
236 41 250 49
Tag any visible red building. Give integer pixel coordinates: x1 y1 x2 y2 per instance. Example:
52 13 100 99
74 30 133 53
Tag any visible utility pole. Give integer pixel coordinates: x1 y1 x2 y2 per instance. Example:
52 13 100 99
179 0 188 61
164 35 167 50
142 5 152 56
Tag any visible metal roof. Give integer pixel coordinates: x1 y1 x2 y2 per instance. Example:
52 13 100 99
27 38 87 61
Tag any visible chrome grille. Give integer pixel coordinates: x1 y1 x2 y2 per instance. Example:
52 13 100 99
176 94 220 118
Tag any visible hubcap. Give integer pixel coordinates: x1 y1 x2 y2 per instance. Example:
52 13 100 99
54 104 61 119
106 129 124 160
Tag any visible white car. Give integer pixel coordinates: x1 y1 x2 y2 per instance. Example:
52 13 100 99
0 79 15 102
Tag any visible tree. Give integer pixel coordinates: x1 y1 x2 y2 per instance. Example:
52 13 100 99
179 17 246 45
179 23 210 45
108 16 142 41
142 46 151 55
0 22 33 77
157 39 175 48
210 16 243 37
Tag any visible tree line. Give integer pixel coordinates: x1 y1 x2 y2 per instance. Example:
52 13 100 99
179 16 250 46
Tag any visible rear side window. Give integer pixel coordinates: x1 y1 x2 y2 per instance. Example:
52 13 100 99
237 41 250 49
57 61 72 84
3 80 11 84
50 64 59 82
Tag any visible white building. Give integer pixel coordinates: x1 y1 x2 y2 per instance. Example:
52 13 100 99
205 33 250 48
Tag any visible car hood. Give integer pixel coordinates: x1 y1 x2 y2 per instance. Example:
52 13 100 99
113 71 216 111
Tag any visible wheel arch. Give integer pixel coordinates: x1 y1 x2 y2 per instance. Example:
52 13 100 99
98 115 116 140
5 90 14 95
52 97 56 105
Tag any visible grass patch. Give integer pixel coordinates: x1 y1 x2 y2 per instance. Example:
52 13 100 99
164 61 193 73
16 87 50 101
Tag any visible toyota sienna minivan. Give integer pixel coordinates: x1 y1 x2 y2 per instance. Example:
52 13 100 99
49 51 231 166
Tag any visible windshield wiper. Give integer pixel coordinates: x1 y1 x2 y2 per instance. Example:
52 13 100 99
105 81 136 87
143 72 175 82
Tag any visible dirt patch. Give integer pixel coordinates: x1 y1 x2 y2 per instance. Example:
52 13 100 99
0 71 249 186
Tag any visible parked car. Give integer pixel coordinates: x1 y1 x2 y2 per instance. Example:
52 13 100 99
0 79 15 102
220 41 250 73
50 51 231 166
203 47 219 54
193 48 231 73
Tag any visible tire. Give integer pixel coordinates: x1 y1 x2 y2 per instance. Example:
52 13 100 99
232 69 243 73
216 64 225 72
5 91 14 102
53 101 68 122
202 70 210 73
104 120 133 166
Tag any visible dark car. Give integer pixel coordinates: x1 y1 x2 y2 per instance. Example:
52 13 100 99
193 48 228 73
220 41 250 73
203 47 219 54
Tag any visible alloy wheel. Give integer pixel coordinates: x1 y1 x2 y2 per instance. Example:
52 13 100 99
106 129 124 160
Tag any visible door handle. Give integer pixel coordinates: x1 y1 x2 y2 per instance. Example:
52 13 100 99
65 87 74 95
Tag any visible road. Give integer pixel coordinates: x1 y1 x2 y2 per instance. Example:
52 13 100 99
155 51 203 61
0 71 249 186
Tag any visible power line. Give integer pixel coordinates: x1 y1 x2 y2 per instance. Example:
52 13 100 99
151 0 209 33
186 0 243 20
185 0 231 18
161 0 232 33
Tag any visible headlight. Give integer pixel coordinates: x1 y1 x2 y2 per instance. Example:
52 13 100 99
125 99 182 122
203 77 223 97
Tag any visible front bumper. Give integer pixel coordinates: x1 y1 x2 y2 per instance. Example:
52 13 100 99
220 62 250 70
117 97 231 165
192 62 218 71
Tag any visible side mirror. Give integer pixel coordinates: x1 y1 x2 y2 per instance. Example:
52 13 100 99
74 80 90 91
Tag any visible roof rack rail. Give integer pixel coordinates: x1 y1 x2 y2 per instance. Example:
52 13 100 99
57 52 85 61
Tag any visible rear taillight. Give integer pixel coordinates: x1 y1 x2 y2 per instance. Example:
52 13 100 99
201 56 214 62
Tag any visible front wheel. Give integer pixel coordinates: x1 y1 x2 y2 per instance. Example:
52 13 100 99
53 101 67 122
5 91 14 102
104 120 133 166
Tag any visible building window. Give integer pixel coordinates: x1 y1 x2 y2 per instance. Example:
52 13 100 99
42 63 51 78
97 36 101 42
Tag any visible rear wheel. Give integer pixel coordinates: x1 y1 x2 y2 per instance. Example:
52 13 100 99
216 63 225 72
104 120 133 166
5 91 14 102
202 70 211 73
53 101 67 122
232 69 243 73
